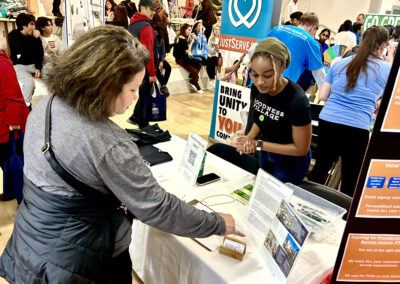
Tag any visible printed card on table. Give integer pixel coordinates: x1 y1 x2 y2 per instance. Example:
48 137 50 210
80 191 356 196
180 132 207 184
230 184 254 205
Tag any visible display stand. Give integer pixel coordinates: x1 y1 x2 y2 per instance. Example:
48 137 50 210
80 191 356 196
331 45 400 283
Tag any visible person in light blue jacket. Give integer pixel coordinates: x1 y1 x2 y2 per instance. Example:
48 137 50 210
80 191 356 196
190 22 212 77
309 26 394 197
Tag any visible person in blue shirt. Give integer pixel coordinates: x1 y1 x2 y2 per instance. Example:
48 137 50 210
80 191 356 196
309 26 394 197
191 22 208 63
352 23 362 45
252 12 325 90
191 21 217 80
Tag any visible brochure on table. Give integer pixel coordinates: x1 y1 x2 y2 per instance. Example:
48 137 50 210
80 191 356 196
246 169 293 235
247 169 310 283
180 132 207 184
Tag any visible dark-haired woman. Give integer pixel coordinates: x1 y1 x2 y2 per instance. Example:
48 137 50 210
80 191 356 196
191 22 208 63
235 37 312 185
0 26 242 283
309 26 394 197
173 23 203 93
105 0 116 22
111 4 129 29
335 19 357 48
316 28 331 54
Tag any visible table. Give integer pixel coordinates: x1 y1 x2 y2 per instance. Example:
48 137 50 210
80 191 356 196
129 135 345 284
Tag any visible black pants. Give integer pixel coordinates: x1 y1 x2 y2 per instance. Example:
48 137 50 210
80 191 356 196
206 56 218 80
204 25 213 40
194 56 219 80
156 60 171 86
131 72 150 128
52 0 61 13
112 249 132 283
0 142 8 171
309 119 369 197
176 58 201 90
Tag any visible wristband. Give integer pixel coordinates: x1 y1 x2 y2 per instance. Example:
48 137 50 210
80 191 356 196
256 140 262 152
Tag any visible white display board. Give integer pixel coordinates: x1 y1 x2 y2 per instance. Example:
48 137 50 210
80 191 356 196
64 0 104 47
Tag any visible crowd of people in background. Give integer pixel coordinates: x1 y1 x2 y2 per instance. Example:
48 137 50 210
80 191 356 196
1 0 399 200
1 2 400 281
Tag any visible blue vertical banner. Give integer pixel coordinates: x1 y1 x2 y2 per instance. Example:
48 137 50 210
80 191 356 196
219 0 274 53
209 0 278 142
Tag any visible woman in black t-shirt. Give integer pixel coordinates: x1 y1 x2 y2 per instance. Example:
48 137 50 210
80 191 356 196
236 38 312 184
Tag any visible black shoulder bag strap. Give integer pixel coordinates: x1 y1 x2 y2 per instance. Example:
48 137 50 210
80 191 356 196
41 94 133 219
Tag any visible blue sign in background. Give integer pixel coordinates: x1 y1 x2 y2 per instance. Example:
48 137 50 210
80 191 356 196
366 176 386 188
221 0 274 38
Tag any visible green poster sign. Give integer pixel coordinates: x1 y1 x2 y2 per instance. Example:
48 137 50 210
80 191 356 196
363 13 400 32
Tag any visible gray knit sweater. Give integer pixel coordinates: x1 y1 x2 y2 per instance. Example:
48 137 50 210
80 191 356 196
23 95 225 256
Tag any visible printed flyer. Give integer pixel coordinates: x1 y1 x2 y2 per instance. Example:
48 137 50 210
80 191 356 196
337 234 400 282
246 169 293 235
262 200 310 283
356 159 400 218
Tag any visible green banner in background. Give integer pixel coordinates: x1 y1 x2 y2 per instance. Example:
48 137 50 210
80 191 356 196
363 13 400 33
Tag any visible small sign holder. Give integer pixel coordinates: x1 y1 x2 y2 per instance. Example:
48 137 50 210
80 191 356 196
180 132 208 184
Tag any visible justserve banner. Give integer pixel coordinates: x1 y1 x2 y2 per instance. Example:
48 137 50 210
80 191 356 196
209 0 276 142
219 0 274 53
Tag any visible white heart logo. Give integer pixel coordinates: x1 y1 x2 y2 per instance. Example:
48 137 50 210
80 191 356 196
228 0 262 29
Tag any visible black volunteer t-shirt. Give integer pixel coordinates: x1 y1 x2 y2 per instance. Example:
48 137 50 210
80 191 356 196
252 80 311 144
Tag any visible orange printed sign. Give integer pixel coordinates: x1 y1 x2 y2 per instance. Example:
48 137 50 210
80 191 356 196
356 159 400 218
382 72 400 132
219 34 258 53
337 234 400 282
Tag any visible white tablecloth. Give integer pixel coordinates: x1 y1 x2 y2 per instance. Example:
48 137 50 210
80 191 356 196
129 135 344 284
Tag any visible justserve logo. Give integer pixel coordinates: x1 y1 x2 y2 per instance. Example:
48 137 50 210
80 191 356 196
228 0 262 29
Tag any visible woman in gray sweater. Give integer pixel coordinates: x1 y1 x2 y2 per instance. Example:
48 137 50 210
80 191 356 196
0 26 243 284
